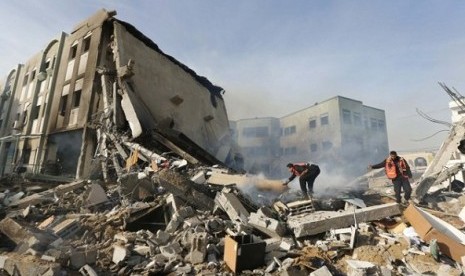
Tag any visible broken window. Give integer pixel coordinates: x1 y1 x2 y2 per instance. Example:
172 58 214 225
59 95 68 115
309 118 316 129
342 109 351 124
320 113 329 125
69 44 78 60
22 110 28 125
73 90 82 108
31 69 36 81
83 36 91 52
22 73 29 86
32 105 40 120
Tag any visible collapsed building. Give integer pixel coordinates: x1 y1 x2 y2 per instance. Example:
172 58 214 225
1 9 465 276
0 9 242 180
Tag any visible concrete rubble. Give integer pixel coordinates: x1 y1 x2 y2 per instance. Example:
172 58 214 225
2 152 465 275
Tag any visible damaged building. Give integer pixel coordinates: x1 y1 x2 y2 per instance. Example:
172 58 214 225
2 8 465 276
0 9 241 180
231 96 389 178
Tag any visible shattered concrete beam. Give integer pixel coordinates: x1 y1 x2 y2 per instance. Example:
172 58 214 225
9 180 86 208
150 131 200 165
0 217 57 249
414 163 464 200
153 169 214 211
287 202 401 238
214 191 250 223
122 141 167 162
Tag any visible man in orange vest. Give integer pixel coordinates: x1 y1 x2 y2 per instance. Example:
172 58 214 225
283 162 320 199
369 151 412 204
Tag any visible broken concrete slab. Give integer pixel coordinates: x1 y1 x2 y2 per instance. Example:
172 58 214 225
112 244 130 264
287 203 401 238
186 232 207 264
9 180 86 208
310 265 333 276
346 259 379 276
52 218 81 239
119 172 157 201
214 191 249 223
86 183 109 207
248 208 286 238
153 170 214 211
0 217 57 251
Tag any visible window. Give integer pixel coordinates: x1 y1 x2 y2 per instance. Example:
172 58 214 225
284 125 296 136
83 36 91 52
320 113 329 125
45 59 51 69
322 141 332 151
69 45 78 60
31 70 36 81
284 147 297 155
32 105 40 120
22 111 28 125
310 143 317 152
353 112 362 126
370 118 378 130
73 90 82 108
378 120 385 131
309 118 317 129
342 109 351 124
23 74 29 86
59 95 68 115
242 126 269 137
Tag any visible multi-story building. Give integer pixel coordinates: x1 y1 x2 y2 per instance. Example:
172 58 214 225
0 34 67 176
232 96 389 178
0 9 239 180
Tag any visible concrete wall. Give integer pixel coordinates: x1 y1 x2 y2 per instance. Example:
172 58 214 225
112 21 230 158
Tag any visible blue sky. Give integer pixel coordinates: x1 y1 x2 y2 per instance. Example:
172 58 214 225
1 1 464 152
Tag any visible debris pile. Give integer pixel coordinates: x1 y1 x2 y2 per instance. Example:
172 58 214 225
1 150 465 275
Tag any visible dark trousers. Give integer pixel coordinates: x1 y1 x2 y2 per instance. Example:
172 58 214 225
392 177 412 203
299 173 318 195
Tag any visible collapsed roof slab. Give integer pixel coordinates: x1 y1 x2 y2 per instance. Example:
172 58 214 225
287 202 401 238
8 180 86 209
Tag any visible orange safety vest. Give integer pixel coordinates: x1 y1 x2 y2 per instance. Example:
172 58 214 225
385 157 408 179
291 163 309 176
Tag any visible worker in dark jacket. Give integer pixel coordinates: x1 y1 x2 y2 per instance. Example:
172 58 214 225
283 162 320 199
369 150 412 204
